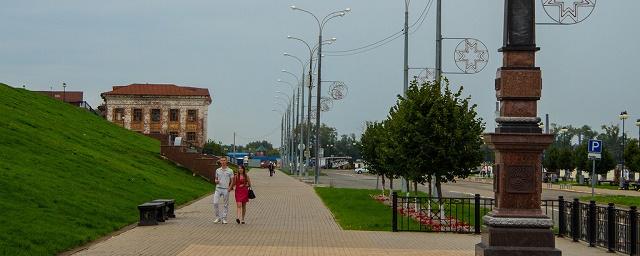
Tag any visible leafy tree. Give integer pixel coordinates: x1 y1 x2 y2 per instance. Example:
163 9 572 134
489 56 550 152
598 125 624 165
245 140 274 152
361 121 394 195
625 139 640 175
595 149 616 177
387 78 484 198
480 144 495 164
543 146 561 174
203 140 226 156
558 147 575 178
334 133 362 160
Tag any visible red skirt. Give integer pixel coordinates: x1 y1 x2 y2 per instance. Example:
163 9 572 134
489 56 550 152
235 186 249 203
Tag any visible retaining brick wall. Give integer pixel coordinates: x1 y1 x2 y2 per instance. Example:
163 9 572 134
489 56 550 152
160 145 220 183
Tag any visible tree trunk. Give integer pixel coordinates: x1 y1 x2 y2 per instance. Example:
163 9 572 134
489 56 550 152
405 177 410 195
427 176 432 198
389 176 394 190
435 177 443 201
381 175 386 196
413 181 418 196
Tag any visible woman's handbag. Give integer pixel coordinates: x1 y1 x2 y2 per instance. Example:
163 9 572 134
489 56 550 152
248 187 256 199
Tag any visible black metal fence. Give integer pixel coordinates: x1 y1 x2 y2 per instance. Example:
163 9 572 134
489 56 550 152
391 192 493 234
391 193 640 256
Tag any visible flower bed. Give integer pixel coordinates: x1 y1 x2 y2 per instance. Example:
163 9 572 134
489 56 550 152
371 194 471 232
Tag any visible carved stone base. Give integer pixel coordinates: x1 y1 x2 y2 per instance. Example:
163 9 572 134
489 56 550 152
475 216 561 256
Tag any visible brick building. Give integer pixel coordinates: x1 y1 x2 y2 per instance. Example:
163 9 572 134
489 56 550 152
101 83 212 147
35 91 84 106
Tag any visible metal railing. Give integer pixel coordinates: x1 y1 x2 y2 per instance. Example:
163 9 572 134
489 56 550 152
392 193 640 255
392 193 493 234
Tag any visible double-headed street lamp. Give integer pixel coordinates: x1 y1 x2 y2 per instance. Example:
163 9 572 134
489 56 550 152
291 5 350 185
620 110 629 188
287 36 336 177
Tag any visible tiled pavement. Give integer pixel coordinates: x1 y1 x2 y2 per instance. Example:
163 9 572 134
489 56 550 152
74 169 612 256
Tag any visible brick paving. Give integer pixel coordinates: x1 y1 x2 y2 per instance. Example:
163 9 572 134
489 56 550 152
75 169 612 256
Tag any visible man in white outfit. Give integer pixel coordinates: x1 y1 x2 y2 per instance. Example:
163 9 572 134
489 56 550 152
213 157 234 224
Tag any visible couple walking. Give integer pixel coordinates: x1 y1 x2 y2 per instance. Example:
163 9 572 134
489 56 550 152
212 157 251 224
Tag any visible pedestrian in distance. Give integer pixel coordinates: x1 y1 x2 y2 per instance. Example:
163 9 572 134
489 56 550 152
268 162 275 177
230 165 252 224
213 157 234 224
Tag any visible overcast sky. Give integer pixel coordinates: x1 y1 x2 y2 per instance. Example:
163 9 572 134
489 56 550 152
1 1 638 147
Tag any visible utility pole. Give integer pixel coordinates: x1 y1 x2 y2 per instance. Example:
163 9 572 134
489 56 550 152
315 32 322 185
299 73 305 177
307 58 313 177
401 0 410 194
233 132 236 153
404 0 409 94
435 0 442 82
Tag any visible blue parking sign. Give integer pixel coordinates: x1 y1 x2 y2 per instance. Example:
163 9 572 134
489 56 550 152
588 139 602 153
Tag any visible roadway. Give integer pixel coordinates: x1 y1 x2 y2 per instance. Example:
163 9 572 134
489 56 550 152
315 169 593 200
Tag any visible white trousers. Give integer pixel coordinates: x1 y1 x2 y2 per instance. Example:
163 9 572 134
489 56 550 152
213 188 229 219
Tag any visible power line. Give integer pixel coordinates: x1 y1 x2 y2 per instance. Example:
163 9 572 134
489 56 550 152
324 0 434 56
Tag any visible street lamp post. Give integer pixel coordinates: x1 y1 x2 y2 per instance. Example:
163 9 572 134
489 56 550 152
620 111 629 188
284 54 307 177
281 70 300 175
275 91 293 172
277 80 296 173
291 5 350 185
286 36 336 177
636 119 640 147
62 82 67 102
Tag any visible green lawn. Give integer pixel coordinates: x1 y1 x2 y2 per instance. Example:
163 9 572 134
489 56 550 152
314 187 489 232
315 187 396 231
579 195 640 208
0 84 213 255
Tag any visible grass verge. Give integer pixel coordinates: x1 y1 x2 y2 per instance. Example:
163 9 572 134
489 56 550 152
579 195 640 208
315 187 396 231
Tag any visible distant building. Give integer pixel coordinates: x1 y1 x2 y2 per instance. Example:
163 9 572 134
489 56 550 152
35 91 84 106
101 83 212 147
34 90 100 115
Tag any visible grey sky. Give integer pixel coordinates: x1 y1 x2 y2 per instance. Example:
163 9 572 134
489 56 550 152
1 1 638 147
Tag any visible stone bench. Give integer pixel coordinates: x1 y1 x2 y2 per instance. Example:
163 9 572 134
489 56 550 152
152 199 176 218
137 202 165 226
597 180 616 186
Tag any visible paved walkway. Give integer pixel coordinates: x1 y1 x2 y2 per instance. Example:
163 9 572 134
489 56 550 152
75 169 612 256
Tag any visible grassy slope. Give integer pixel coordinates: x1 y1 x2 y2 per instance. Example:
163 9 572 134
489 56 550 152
0 84 212 255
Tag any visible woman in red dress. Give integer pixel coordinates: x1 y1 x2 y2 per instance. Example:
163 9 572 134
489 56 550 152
230 165 251 224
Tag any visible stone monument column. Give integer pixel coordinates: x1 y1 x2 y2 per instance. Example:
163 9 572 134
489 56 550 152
476 0 559 255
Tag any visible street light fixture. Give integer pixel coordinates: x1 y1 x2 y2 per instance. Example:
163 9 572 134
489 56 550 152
636 119 640 147
619 111 629 188
62 82 67 102
292 5 350 184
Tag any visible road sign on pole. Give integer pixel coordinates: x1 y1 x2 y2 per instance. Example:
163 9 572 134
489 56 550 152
587 139 603 197
588 139 602 160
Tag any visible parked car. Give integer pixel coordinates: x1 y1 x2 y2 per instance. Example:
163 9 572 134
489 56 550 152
354 168 369 174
